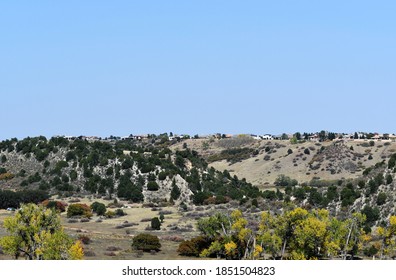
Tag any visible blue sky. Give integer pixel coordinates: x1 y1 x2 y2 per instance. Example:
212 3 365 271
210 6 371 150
1 1 395 140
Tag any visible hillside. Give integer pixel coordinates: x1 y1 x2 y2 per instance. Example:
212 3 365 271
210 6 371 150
2 135 396 260
0 136 260 207
171 137 396 188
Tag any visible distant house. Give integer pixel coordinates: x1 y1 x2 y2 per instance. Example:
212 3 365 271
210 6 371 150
130 135 148 140
308 134 319 142
357 133 365 139
342 134 353 140
251 134 262 140
261 134 273 140
86 136 100 142
389 134 396 142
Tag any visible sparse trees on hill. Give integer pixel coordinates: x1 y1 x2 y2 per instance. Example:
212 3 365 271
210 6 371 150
274 175 298 187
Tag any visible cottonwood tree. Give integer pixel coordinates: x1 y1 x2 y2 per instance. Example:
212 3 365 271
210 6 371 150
276 207 309 259
0 203 83 260
341 213 366 260
377 216 396 259
290 209 329 260
257 211 282 259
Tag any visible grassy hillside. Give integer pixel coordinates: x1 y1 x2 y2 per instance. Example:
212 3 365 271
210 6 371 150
172 137 396 187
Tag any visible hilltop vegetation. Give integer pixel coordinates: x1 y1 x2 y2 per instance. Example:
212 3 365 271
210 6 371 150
0 135 260 208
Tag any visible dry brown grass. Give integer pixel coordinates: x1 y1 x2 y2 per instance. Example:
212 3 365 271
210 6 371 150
0 197 201 260
172 139 396 187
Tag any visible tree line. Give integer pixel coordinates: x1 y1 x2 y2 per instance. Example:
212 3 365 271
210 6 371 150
178 208 396 260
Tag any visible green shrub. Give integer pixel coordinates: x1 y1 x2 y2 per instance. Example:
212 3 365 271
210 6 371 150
386 174 393 185
105 210 116 218
388 154 396 169
132 233 161 252
364 245 378 257
158 172 167 181
69 170 78 181
361 205 380 226
177 236 212 256
91 202 106 216
147 181 159 191
376 192 387 206
151 217 161 230
67 203 92 218
170 182 181 200
115 209 126 216
274 174 298 187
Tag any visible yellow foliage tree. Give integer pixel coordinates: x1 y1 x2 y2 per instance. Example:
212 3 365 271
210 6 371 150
377 215 396 259
0 203 84 260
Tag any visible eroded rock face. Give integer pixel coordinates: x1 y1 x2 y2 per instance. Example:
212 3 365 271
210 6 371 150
142 174 192 205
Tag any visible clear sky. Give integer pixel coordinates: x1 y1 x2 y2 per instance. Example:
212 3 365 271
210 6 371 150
1 1 395 140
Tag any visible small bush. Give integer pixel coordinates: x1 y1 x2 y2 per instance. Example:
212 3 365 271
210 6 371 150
115 209 126 216
364 245 378 257
151 217 161 230
177 236 212 257
0 172 15 181
158 172 167 181
106 246 121 251
91 202 107 216
147 181 159 191
105 210 116 218
42 200 66 212
78 234 91 245
376 192 387 206
132 233 161 252
84 250 96 257
67 203 92 218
